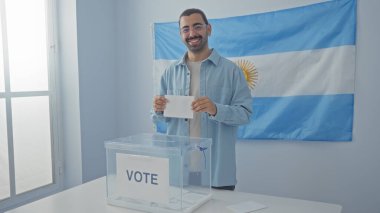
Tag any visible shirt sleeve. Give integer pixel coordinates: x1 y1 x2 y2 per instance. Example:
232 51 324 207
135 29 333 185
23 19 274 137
209 66 252 126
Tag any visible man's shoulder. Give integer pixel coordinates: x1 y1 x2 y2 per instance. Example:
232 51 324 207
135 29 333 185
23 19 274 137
166 60 183 70
211 50 239 69
220 56 236 65
218 56 241 71
162 60 185 76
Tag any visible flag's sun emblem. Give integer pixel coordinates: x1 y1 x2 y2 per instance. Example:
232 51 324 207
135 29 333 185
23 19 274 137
235 59 258 90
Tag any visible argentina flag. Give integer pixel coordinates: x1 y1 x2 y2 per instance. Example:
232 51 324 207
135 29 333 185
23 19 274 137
153 0 356 141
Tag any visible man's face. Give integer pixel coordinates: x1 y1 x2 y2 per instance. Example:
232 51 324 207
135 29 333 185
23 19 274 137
179 13 211 53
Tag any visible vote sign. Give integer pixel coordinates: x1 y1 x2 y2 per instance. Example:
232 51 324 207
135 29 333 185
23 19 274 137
116 153 169 204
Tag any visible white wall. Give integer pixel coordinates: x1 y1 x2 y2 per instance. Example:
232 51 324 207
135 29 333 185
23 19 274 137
76 0 118 183
112 0 380 213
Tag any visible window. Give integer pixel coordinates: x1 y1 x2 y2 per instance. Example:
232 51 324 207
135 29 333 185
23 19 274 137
0 0 60 210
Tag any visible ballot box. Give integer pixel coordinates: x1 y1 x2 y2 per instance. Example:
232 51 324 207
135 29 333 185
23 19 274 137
104 133 212 213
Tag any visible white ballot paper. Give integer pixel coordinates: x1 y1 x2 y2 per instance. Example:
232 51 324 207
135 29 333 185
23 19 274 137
227 201 267 213
164 95 194 119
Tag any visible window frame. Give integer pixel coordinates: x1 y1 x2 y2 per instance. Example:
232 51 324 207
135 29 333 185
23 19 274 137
0 0 62 210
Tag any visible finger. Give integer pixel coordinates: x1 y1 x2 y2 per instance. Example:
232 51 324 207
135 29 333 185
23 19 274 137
154 97 167 112
193 103 206 112
193 100 210 111
155 97 168 105
193 97 207 105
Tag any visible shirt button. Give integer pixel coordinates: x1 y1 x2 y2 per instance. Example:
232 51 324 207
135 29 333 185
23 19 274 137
185 118 188 121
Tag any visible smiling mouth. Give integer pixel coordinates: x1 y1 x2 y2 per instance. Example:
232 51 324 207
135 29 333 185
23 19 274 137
186 36 202 46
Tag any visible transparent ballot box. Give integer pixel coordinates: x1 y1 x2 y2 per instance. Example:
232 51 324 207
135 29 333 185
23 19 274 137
104 133 212 213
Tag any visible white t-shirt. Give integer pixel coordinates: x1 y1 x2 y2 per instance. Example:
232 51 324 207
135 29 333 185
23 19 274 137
187 60 202 172
187 60 201 138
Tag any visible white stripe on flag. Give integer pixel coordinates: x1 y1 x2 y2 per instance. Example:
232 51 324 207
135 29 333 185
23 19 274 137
153 45 355 98
231 45 356 97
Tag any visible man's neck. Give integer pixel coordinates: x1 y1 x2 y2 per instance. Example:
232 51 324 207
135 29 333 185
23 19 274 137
187 48 212 62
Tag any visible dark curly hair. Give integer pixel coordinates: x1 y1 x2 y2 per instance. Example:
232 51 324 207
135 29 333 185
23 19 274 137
178 8 209 25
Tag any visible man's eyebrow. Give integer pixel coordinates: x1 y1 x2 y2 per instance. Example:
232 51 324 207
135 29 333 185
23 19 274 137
181 22 204 29
192 22 204 26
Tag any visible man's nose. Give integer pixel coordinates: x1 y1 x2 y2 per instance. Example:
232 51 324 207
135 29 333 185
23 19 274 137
189 28 197 36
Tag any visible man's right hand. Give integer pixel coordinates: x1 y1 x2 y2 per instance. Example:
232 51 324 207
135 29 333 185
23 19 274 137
153 96 167 112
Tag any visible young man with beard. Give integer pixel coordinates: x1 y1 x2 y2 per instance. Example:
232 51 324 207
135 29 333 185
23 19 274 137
152 8 252 190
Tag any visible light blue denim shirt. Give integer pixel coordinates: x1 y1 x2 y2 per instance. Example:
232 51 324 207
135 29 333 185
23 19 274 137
152 49 252 187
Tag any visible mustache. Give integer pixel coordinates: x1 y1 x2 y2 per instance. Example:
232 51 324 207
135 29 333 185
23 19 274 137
186 35 202 42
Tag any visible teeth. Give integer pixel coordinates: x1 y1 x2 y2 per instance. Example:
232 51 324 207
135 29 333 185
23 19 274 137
188 37 200 41
188 38 200 45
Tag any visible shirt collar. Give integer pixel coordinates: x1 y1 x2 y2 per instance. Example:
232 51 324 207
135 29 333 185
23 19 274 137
176 48 220 66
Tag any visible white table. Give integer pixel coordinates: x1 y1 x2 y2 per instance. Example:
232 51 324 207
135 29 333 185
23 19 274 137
6 177 342 213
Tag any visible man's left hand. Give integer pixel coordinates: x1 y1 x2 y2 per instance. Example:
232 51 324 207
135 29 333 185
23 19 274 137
192 96 217 116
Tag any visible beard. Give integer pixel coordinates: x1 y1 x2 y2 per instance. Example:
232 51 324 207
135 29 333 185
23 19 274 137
185 35 208 53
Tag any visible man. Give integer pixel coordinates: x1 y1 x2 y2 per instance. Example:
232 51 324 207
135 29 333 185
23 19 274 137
152 8 252 190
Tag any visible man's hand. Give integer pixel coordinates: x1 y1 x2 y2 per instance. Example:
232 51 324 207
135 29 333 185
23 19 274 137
153 96 167 112
192 96 217 116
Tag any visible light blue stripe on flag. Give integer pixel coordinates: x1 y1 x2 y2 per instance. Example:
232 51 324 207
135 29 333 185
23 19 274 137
238 94 354 141
154 0 356 60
